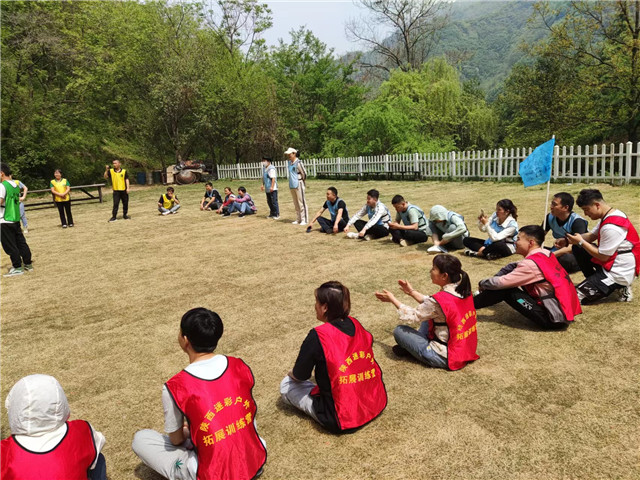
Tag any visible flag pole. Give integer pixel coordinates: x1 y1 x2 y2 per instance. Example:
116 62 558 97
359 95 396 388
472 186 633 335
542 135 555 230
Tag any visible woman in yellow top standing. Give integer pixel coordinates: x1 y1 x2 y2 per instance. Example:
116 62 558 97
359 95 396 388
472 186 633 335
50 169 73 228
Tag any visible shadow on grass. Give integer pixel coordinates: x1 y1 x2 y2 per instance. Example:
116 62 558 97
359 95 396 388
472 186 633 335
134 463 165 480
274 397 333 435
476 304 553 332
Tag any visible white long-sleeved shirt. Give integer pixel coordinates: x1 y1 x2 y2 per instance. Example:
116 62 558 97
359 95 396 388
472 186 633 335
347 201 391 232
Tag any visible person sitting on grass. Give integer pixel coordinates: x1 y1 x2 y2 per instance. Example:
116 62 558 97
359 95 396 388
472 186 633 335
216 187 236 215
280 281 387 433
426 205 469 253
375 254 479 370
566 189 638 304
306 187 349 234
388 195 429 247
542 192 588 273
343 189 391 241
473 225 582 330
132 308 267 480
200 183 222 211
225 187 256 217
158 187 181 215
1 374 107 480
463 199 519 259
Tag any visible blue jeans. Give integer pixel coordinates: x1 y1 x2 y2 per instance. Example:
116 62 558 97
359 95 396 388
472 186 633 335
228 202 254 215
19 202 27 228
393 324 448 369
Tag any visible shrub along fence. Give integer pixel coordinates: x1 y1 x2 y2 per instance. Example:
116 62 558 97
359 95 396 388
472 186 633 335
216 141 640 185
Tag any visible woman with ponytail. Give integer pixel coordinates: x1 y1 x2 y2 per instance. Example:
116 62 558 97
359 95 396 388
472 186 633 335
375 254 479 370
280 281 387 433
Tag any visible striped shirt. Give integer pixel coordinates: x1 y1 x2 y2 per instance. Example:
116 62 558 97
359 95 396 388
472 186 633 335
347 201 391 231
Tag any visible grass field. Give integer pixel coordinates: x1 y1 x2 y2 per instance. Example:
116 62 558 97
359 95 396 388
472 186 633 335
1 179 638 480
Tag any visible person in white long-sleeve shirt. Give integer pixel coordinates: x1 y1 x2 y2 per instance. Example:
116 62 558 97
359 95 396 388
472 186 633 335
344 189 391 241
463 199 519 260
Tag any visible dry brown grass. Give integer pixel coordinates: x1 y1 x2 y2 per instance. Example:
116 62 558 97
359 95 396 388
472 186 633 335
2 179 639 480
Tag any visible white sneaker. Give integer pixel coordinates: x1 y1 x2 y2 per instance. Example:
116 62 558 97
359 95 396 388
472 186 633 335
23 228 28 234
291 221 299 225
399 239 408 247
162 211 170 216
299 222 307 226
428 245 448 254
3 267 24 277
363 235 372 241
272 216 280 220
617 286 633 302
346 232 359 239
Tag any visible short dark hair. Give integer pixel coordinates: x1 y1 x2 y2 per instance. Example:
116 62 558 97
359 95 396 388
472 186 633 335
1 164 12 176
262 156 272 163
54 168 63 175
519 225 545 246
497 199 518 220
180 308 224 353
327 186 338 196
391 195 405 205
366 189 379 199
554 192 574 211
576 189 604 207
205 182 212 187
238 186 246 193
315 281 351 322
167 187 175 193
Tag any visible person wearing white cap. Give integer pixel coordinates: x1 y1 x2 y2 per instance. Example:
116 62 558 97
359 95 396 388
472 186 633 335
1 374 107 480
285 147 309 225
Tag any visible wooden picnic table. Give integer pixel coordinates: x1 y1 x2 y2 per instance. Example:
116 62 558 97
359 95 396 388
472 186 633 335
24 183 106 210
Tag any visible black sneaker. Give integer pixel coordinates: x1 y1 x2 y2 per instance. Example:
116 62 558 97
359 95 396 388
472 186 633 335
392 345 411 357
123 215 131 220
223 212 231 217
108 217 117 222
238 213 245 218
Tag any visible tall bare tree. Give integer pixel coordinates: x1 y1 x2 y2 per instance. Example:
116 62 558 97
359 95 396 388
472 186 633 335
346 0 451 73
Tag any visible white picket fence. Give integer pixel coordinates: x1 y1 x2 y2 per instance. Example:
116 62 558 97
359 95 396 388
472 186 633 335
216 141 640 184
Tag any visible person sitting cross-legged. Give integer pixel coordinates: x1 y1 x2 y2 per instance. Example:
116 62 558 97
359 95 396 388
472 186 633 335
542 192 588 273
307 186 349 234
200 182 222 211
216 187 236 215
280 281 388 433
473 225 582 330
132 308 267 480
343 189 391 241
463 199 519 260
158 187 181 215
226 187 257 217
426 205 469 253
566 189 638 304
375 254 479 370
1 374 107 480
388 195 430 247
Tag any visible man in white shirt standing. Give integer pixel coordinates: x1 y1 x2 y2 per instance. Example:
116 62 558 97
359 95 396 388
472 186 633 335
567 189 638 303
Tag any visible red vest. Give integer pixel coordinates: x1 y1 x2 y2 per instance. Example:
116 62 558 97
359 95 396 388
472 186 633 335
1 420 96 480
527 252 582 322
431 292 479 370
165 357 266 480
593 214 640 276
314 317 387 430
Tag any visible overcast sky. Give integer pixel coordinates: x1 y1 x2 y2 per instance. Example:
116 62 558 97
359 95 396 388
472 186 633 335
261 0 371 55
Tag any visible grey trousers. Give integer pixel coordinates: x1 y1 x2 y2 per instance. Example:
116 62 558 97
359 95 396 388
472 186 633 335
279 376 320 422
132 429 196 480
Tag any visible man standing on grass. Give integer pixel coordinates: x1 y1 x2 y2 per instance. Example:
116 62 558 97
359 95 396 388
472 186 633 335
474 225 581 330
261 156 279 219
104 159 130 222
0 164 33 277
286 148 308 225
567 189 638 304
389 195 429 247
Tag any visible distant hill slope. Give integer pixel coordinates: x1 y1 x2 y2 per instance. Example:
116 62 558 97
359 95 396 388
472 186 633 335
345 1 566 100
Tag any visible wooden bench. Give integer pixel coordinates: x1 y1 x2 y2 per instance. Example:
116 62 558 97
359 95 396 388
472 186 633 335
24 184 106 210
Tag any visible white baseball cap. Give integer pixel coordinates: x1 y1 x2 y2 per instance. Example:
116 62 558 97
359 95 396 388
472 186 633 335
284 147 297 155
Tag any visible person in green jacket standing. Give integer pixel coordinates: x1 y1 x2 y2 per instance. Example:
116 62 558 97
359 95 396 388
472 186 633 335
0 164 32 277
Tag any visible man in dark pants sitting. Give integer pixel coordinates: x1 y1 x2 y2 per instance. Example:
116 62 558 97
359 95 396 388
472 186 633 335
389 195 429 247
473 225 581 330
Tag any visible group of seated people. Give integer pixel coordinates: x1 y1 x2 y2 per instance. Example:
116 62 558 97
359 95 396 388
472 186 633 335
3 186 637 479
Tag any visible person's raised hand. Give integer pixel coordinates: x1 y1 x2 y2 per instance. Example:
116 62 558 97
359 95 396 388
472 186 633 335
398 279 413 295
374 289 395 303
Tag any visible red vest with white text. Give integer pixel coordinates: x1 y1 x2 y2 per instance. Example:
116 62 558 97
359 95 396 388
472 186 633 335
1 420 96 480
165 357 266 480
593 214 640 276
527 252 582 322
314 317 387 430
431 292 479 370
